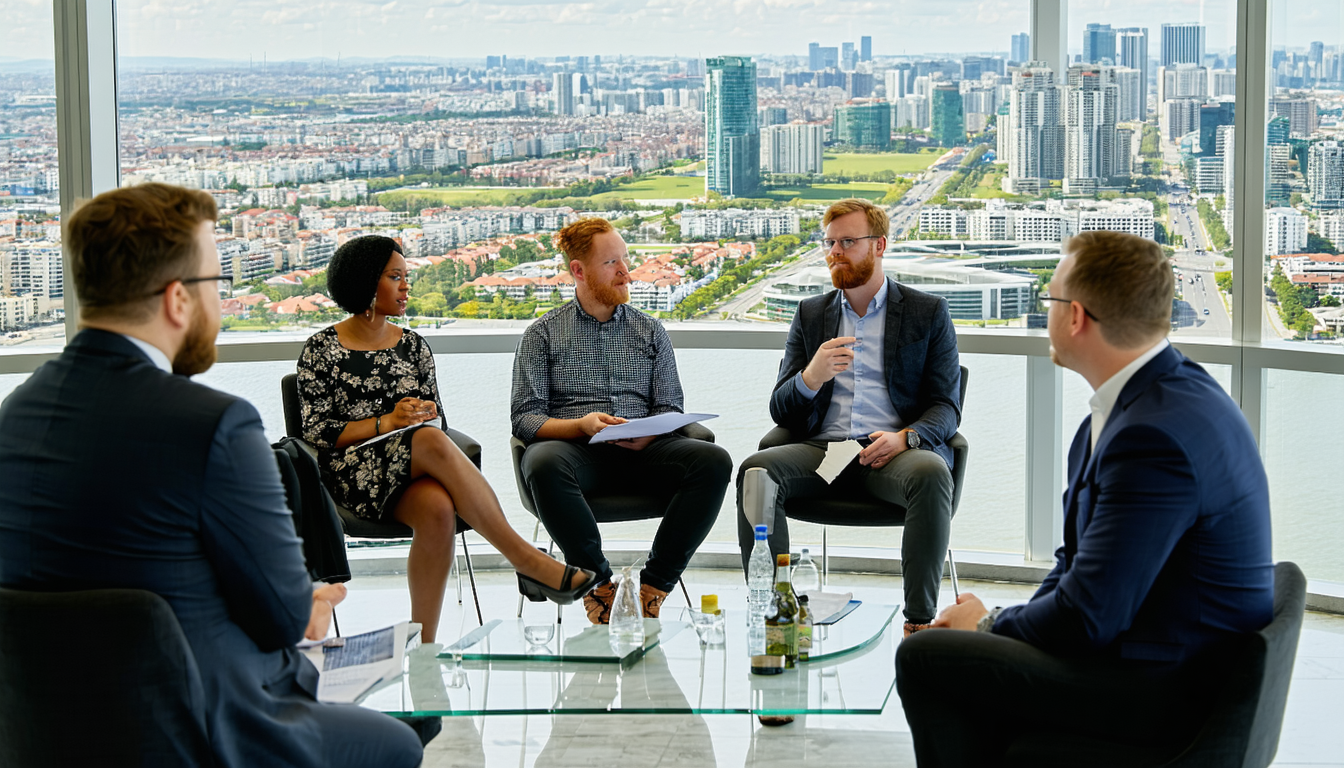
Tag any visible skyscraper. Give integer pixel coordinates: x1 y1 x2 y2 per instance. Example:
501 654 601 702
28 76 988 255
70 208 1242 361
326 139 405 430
842 42 857 71
761 123 825 175
1198 101 1235 156
1011 33 1031 64
705 56 760 198
1161 22 1206 67
1113 67 1143 123
861 36 873 63
834 100 892 150
1064 65 1120 194
931 84 965 148
884 64 915 99
808 43 822 71
552 72 574 116
1083 24 1116 64
1116 28 1149 117
1308 141 1344 209
1005 64 1064 195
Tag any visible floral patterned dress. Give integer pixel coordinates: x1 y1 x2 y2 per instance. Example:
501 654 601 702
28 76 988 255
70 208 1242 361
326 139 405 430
296 326 443 522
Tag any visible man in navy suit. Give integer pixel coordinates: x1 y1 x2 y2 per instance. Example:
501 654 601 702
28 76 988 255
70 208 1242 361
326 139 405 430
0 184 422 768
736 198 962 635
896 231 1274 766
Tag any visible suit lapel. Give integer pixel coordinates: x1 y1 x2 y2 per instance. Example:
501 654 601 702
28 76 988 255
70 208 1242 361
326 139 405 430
883 278 904 388
1061 418 1092 564
823 290 843 341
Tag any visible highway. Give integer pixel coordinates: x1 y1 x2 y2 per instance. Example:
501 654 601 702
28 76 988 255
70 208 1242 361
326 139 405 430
1165 180 1233 338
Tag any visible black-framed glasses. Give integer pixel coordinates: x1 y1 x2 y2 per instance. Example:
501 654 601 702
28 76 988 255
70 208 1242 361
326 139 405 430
823 235 882 251
150 275 234 297
1040 293 1100 323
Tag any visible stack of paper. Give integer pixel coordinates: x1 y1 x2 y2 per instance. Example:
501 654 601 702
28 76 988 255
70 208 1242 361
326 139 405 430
300 622 411 704
800 591 858 625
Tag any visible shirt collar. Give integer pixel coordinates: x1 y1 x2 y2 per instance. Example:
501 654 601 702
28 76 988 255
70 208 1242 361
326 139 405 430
839 278 889 318
119 333 173 374
1088 338 1170 425
573 298 627 324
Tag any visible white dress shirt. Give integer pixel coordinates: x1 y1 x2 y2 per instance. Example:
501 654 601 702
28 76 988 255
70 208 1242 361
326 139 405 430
1088 338 1170 452
120 334 173 374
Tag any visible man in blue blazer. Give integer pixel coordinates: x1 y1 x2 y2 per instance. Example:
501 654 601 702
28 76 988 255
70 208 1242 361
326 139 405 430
896 231 1274 766
0 184 422 768
736 198 962 634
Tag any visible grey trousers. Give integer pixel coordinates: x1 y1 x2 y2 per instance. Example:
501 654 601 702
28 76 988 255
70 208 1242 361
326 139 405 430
735 442 954 624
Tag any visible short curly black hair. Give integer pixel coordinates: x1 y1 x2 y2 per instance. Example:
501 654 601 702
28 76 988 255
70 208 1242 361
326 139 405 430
327 235 403 315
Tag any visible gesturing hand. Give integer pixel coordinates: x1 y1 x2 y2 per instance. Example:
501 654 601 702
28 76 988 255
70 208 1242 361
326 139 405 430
858 429 910 469
579 412 627 437
801 337 857 391
388 397 437 430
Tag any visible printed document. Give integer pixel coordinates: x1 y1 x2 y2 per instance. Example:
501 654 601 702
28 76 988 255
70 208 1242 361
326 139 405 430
815 440 863 483
589 412 718 444
301 622 410 704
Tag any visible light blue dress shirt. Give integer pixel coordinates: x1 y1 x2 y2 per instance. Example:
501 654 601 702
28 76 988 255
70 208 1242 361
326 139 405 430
793 281 905 441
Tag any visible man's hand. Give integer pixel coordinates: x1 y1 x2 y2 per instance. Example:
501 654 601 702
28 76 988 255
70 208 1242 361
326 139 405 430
306 583 348 641
930 593 988 632
610 435 657 451
858 429 911 469
579 412 627 437
801 336 857 391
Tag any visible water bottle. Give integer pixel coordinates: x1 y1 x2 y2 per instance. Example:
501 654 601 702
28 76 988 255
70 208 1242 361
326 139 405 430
747 524 773 655
792 548 821 595
608 564 645 657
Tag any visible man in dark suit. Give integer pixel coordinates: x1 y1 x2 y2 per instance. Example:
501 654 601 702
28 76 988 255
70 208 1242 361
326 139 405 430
0 184 422 768
736 197 962 635
896 231 1274 766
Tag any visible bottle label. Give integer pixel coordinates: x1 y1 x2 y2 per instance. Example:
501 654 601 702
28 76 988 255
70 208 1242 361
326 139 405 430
765 623 796 655
799 625 812 659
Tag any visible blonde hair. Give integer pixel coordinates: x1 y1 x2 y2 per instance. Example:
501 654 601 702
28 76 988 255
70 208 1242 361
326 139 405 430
1062 231 1173 349
555 217 615 270
822 198 890 239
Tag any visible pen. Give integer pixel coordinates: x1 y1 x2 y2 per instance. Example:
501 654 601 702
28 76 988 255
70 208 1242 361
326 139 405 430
947 548 959 599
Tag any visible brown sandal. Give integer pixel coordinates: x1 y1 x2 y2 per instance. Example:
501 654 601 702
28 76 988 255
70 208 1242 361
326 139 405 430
903 621 933 638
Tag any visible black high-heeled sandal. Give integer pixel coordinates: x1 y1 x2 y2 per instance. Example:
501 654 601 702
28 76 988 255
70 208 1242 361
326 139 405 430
517 563 598 605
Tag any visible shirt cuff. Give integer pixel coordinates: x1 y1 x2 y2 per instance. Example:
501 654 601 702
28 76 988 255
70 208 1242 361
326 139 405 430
513 413 549 443
793 372 819 400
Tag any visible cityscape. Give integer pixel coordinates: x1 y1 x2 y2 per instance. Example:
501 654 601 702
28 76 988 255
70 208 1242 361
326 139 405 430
6 17 1344 348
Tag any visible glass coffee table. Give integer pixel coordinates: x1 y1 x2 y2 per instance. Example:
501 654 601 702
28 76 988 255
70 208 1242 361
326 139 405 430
360 603 900 718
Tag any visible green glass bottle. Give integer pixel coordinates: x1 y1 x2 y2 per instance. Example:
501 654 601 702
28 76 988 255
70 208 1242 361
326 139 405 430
797 594 813 662
764 553 800 668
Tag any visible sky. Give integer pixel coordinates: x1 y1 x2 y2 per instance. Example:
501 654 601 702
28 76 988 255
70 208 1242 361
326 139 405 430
1 0 1341 65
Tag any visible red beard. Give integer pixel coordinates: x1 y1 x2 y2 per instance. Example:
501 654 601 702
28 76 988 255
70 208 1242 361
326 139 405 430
827 252 877 289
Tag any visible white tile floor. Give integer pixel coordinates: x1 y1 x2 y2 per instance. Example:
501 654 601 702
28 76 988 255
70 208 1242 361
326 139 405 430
337 569 1344 768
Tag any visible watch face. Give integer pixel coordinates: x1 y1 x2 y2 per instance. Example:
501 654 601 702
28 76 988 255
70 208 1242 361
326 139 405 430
907 431 919 448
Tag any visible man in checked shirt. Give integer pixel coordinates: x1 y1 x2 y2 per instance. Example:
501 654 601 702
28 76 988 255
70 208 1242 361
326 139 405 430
511 217 732 624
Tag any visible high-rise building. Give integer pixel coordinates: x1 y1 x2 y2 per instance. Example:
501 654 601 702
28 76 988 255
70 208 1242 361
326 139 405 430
1266 207 1307 255
1222 125 1236 233
846 72 875 99
1308 141 1344 210
1268 115 1291 145
1004 63 1064 195
1064 65 1120 194
1210 69 1237 98
962 56 1004 81
1164 98 1201 142
1011 33 1031 64
841 42 857 71
705 56 761 198
761 123 826 175
808 43 822 71
1161 22 1206 67
758 106 789 127
551 72 574 116
931 84 966 147
834 100 892 150
1270 97 1319 137
1113 67 1143 122
884 65 915 99
1197 101 1235 156
1267 144 1293 205
892 96 930 130
1116 28 1149 116
861 36 872 63
1083 24 1116 64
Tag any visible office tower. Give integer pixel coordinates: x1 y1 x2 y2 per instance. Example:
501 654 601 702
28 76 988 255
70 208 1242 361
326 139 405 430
1198 101 1235 156
1161 22 1206 67
1064 65 1120 194
1011 33 1031 64
551 72 574 116
861 36 872 63
1270 97 1319 137
1164 98 1201 141
1210 69 1237 98
1005 64 1064 195
705 56 761 197
834 100 892 150
1115 125 1136 176
758 106 788 127
931 83 966 148
842 42 857 71
1159 64 1209 127
884 64 915 99
1116 28 1149 116
1083 24 1116 64
846 72 875 98
1267 144 1293 205
892 96 930 130
1308 141 1344 210
1310 41 1325 79
1268 115 1291 145
486 55 503 70
1113 67 1143 122
1266 208 1307 255
761 123 826 174
962 56 1004 81
809 43 822 71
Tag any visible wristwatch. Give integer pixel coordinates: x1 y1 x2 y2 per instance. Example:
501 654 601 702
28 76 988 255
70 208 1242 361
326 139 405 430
977 607 1003 633
905 429 921 450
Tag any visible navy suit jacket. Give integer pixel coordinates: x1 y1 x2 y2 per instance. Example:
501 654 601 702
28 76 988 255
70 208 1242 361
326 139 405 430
0 330 327 768
769 277 962 468
994 345 1274 670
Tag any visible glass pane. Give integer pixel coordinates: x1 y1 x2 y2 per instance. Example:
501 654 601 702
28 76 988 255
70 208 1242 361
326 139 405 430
0 2 64 353
1070 1 1237 342
1264 369 1344 584
1262 2 1344 345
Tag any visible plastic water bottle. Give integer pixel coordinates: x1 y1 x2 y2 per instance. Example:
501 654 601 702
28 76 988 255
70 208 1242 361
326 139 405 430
792 548 821 595
608 564 645 657
747 524 773 655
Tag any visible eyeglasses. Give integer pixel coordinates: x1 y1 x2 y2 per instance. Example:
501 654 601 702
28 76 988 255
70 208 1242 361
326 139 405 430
1040 293 1100 323
151 275 234 297
823 236 882 252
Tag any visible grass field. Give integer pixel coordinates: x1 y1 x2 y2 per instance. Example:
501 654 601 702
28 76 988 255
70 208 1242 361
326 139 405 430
824 151 941 177
970 167 1014 199
378 177 888 208
376 187 531 208
759 182 889 202
594 175 703 200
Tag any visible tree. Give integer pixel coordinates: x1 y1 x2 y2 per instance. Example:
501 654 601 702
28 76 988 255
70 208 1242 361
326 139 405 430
1321 294 1341 307
1306 232 1338 255
1215 271 1234 294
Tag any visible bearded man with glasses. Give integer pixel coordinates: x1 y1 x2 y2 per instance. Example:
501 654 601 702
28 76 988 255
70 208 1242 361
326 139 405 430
735 197 962 637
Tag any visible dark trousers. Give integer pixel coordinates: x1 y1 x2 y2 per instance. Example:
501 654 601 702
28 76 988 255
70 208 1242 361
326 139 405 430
520 435 731 592
895 630 1205 768
735 442 954 624
319 703 424 768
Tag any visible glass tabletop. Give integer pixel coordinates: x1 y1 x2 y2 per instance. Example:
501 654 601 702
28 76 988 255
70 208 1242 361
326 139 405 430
361 603 901 717
438 617 687 669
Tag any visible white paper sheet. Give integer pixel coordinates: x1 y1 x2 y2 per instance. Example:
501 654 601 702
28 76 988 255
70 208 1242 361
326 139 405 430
815 440 863 483
589 412 718 444
800 590 854 623
359 422 421 447
301 621 410 704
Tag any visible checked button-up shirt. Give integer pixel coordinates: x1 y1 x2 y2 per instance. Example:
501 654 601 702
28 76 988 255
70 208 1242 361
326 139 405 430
510 300 685 442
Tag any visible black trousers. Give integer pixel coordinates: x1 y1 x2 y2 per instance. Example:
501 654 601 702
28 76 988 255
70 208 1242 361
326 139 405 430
520 435 732 592
895 630 1207 768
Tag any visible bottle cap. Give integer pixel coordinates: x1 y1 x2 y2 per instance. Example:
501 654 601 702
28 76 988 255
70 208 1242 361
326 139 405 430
776 553 791 567
798 595 809 603
754 524 768 538
801 547 809 555
700 594 719 614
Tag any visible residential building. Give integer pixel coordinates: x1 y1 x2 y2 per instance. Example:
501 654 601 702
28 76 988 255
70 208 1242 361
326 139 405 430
1161 22 1206 67
1308 141 1344 210
760 123 825 175
1113 67 1144 123
705 56 760 197
1266 207 1308 256
1004 63 1064 195
1164 99 1201 142
1063 65 1120 194
552 72 574 116
1271 97 1319 137
681 208 801 240
1116 28 1150 116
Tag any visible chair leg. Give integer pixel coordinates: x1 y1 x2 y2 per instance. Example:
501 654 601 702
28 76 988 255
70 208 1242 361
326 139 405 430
460 531 483 626
822 527 829 586
332 607 341 638
678 577 692 609
454 549 463 606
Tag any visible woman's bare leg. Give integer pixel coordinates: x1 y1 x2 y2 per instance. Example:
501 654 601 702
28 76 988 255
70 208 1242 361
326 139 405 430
391 477 456 643
408 428 583 591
